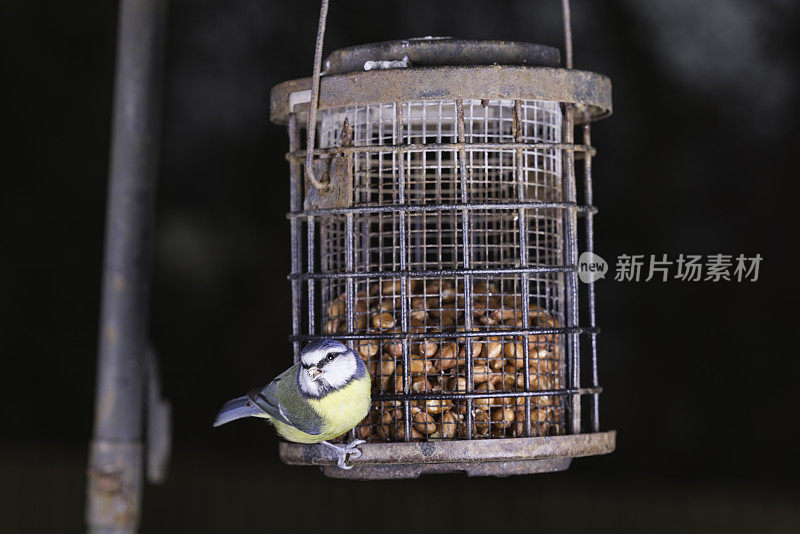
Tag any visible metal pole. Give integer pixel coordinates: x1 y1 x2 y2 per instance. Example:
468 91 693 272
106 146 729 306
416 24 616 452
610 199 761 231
87 0 167 531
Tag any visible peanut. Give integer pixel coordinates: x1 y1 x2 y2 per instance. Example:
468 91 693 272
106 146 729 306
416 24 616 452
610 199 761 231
440 410 458 438
473 364 490 384
413 338 438 357
373 312 395 329
504 341 523 363
382 332 403 358
325 293 346 318
515 373 541 390
410 309 427 322
424 398 452 415
411 376 430 393
474 410 490 436
485 337 503 360
490 309 518 322
474 382 496 409
446 376 468 392
357 339 378 358
438 343 462 370
412 411 437 434
408 358 435 374
492 407 515 429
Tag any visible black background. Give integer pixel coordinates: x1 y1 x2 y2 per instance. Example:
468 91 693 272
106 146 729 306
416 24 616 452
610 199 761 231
2 0 799 532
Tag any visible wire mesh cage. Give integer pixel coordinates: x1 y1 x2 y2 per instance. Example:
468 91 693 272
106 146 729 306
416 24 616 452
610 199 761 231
271 36 615 478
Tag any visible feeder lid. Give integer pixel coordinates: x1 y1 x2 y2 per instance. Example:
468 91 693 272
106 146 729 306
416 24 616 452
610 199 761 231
323 37 561 75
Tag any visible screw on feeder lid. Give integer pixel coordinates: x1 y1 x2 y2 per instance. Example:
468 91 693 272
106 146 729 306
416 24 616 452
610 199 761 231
322 38 562 75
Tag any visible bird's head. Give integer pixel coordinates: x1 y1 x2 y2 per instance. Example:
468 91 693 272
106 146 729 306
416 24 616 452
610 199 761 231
297 339 366 397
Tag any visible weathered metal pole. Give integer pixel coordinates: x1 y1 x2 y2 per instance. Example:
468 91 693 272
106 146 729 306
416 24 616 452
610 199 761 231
86 0 167 531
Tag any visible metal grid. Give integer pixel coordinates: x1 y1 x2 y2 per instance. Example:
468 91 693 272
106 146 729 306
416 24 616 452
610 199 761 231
286 97 602 443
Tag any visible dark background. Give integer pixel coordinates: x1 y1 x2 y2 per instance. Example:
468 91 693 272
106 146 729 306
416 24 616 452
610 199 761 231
2 0 799 532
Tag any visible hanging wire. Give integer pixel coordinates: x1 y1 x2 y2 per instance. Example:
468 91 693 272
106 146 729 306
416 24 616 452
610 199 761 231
305 0 572 188
305 0 330 190
561 0 573 69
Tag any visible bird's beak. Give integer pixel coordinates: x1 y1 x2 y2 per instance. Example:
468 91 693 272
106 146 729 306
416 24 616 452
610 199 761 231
308 367 323 381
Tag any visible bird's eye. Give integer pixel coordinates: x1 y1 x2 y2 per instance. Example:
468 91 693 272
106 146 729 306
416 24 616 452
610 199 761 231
326 353 335 361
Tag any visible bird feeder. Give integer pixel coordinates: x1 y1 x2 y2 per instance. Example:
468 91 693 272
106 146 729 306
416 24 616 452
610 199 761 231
270 2 615 478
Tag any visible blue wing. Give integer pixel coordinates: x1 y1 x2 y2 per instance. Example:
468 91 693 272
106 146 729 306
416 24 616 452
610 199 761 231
213 396 263 427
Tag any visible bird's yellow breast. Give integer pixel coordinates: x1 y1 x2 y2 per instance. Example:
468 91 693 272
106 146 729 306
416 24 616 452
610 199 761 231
310 375 371 438
271 375 371 444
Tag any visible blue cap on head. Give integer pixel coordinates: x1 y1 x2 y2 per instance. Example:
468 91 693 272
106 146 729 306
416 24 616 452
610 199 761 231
302 338 348 355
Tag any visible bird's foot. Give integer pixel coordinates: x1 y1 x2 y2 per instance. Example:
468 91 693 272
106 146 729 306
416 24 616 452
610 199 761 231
320 439 365 469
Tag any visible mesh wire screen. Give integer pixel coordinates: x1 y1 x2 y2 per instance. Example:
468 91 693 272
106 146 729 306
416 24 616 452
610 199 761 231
316 99 566 441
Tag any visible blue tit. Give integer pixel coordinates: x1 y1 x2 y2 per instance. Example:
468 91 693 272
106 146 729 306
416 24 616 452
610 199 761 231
214 339 371 468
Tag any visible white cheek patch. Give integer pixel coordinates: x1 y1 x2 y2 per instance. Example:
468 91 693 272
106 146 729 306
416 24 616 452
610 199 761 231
321 357 357 389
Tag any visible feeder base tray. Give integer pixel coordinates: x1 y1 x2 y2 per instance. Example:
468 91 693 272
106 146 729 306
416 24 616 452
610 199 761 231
321 458 571 479
280 431 615 479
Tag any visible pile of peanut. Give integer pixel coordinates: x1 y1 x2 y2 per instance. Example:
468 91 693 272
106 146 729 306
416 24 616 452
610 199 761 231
323 278 564 441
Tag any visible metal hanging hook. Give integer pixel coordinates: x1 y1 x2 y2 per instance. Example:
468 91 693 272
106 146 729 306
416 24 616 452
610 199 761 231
305 0 330 190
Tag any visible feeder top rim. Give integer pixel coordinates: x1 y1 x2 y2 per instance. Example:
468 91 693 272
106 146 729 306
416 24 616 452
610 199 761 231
323 38 561 75
269 65 612 125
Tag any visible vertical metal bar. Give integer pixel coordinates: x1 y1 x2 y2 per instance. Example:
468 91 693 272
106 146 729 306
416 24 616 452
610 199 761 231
345 211 356 441
87 0 167 531
513 101 532 437
562 0 580 435
345 214 355 337
395 102 411 441
307 217 316 335
583 113 600 432
456 100 474 440
563 103 581 435
289 114 302 363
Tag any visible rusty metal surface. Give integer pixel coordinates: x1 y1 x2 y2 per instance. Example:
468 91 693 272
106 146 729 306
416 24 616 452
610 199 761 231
321 458 572 479
270 66 612 125
303 118 353 208
86 441 143 529
304 155 353 209
280 430 615 469
323 38 560 75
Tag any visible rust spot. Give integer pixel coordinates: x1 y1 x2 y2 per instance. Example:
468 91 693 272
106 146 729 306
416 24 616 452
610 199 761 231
90 467 123 494
340 117 353 147
419 441 436 458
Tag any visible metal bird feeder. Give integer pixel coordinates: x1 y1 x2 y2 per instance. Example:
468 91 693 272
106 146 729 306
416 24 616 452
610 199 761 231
272 0 615 478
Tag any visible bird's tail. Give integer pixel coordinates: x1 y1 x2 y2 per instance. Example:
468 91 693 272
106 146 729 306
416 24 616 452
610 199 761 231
213 396 263 427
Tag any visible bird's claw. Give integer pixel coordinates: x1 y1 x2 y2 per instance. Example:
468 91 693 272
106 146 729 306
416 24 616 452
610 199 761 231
337 439 366 469
345 439 365 459
322 439 365 470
